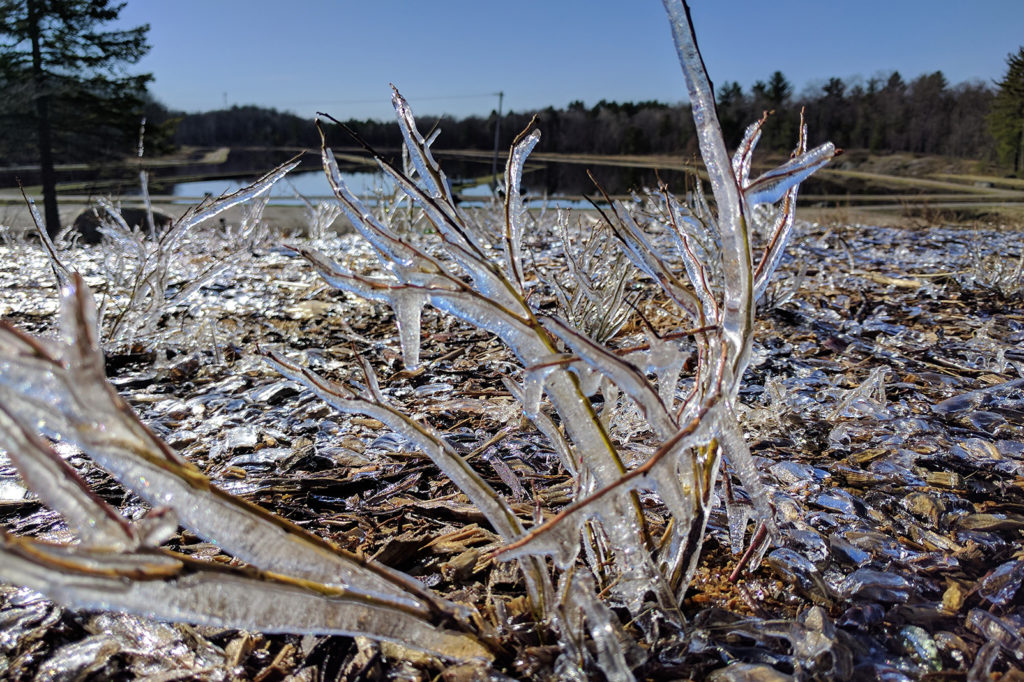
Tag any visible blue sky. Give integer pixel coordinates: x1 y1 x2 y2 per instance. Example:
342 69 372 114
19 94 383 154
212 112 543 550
118 1 1024 121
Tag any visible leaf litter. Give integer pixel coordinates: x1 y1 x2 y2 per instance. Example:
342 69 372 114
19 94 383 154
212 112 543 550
0 207 1021 678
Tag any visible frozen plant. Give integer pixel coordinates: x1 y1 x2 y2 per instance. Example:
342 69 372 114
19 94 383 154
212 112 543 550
0 1 836 677
272 0 835 665
291 179 342 239
32 160 298 352
545 212 636 344
959 247 1024 298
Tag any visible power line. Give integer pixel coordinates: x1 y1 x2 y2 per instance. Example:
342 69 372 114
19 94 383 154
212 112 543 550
287 92 502 108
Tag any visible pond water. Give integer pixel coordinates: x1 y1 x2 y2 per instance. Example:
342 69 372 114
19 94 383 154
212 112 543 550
170 169 386 204
168 166 600 210
19 146 708 211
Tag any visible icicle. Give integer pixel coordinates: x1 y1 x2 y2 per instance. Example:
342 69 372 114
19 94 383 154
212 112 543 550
716 403 778 548
560 572 635 682
645 331 687 412
296 249 434 372
390 290 426 370
132 507 180 547
522 356 566 420
600 381 620 431
503 377 578 476
725 497 755 555
570 360 604 398
648 452 702 589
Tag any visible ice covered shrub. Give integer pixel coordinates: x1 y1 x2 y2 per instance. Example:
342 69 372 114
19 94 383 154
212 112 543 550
292 179 342 240
959 247 1024 298
0 0 835 676
30 159 299 351
270 0 835 662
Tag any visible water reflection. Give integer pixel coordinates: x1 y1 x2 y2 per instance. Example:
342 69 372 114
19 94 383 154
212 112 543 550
170 170 604 210
164 154 701 209
170 170 377 204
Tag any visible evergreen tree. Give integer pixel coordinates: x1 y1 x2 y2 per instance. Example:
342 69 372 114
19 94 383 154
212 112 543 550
715 80 746 147
766 70 793 106
0 0 150 235
988 47 1024 175
756 71 794 150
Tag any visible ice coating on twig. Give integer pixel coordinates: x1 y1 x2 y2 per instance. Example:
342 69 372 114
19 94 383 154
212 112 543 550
542 316 676 440
732 116 767 186
321 144 417 267
663 0 753 375
265 349 525 544
391 88 459 215
0 402 137 549
173 156 300 237
23 187 74 289
0 533 492 662
743 142 836 207
504 127 541 293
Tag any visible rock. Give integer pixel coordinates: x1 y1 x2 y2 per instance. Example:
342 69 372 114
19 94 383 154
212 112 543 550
72 206 173 244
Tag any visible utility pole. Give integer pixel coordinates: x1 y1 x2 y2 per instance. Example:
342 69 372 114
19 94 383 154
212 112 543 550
490 91 504 191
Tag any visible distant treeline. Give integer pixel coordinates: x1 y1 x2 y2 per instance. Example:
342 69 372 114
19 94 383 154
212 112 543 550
161 70 994 160
2 69 995 165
